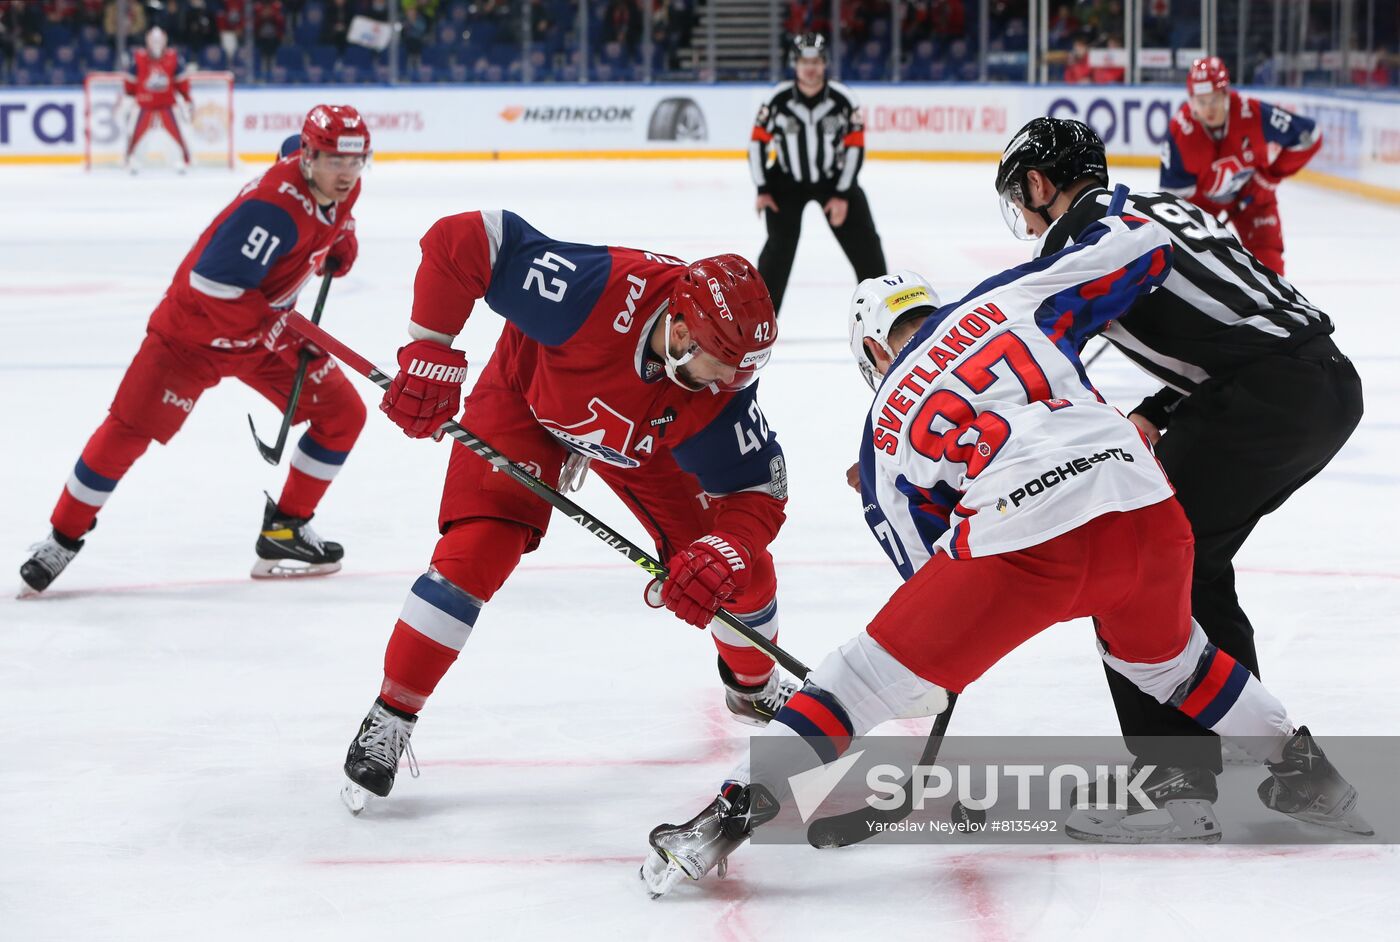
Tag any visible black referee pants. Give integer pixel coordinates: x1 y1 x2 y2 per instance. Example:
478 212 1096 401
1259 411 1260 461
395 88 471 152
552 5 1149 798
1105 334 1364 772
757 182 886 314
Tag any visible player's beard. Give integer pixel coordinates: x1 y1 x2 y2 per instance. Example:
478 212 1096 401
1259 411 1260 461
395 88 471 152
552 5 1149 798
671 360 712 392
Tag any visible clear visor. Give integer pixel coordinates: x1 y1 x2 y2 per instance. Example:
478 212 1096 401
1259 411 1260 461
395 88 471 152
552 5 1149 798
999 189 1036 241
314 152 369 173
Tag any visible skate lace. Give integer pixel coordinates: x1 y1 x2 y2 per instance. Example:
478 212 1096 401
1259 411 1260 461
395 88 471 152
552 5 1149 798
297 523 327 553
359 712 420 779
27 537 75 573
760 677 799 713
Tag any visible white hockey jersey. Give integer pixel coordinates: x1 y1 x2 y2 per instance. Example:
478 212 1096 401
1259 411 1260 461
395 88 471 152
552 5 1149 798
860 206 1177 578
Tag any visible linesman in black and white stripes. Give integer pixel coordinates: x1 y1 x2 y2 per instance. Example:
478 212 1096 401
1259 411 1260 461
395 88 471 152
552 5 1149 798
995 117 1363 838
749 33 886 314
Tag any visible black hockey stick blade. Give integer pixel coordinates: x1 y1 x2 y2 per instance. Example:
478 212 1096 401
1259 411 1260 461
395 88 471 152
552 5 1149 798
1083 340 1110 369
245 261 338 465
248 413 285 465
807 692 958 849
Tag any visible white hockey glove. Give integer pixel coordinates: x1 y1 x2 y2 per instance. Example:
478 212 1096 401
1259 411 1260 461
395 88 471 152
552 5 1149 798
558 452 591 493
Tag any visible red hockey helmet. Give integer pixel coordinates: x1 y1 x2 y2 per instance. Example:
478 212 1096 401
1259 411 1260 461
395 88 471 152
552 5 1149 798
666 254 777 392
1187 56 1230 97
301 105 371 158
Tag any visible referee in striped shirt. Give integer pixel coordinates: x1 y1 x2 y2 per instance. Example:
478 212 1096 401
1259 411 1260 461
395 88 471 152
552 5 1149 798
750 33 886 314
996 118 1363 814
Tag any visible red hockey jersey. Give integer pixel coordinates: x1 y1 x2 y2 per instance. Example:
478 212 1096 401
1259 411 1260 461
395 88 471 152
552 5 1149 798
123 49 191 110
409 210 788 552
1160 91 1321 215
149 155 360 351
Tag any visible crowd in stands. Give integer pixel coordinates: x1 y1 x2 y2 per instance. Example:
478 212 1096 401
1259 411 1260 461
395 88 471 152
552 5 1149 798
0 0 1393 87
782 1 1030 81
0 0 699 84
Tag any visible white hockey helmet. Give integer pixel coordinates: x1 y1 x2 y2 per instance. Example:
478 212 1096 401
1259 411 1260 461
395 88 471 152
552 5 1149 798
146 26 168 55
848 271 941 391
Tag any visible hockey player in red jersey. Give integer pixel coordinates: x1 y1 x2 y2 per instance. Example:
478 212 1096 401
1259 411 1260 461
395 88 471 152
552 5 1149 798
642 203 1369 898
1160 56 1322 274
339 212 793 812
19 105 369 596
123 27 194 172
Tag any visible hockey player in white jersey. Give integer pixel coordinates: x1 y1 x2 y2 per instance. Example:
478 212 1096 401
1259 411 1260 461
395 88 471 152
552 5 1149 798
640 195 1369 898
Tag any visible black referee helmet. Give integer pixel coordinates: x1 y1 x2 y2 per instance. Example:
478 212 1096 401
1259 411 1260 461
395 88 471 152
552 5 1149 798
790 32 828 66
995 117 1109 238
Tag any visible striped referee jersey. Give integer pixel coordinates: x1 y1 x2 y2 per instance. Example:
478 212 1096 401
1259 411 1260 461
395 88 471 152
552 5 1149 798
1038 186 1331 398
749 80 867 195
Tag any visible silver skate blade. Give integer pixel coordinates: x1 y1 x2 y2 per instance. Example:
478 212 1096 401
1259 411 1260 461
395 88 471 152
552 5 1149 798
726 711 772 729
1065 799 1223 844
251 559 343 580
1065 821 1223 844
341 780 371 816
1286 807 1375 837
640 851 686 899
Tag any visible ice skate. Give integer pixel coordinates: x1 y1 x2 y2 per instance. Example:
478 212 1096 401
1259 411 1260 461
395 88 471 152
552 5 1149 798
251 494 343 579
1065 763 1221 844
341 697 418 815
641 782 779 899
18 528 86 597
1259 727 1373 835
718 657 798 727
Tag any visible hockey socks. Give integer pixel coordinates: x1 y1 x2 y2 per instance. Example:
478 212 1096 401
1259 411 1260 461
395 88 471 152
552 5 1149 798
772 685 855 764
51 416 154 541
711 597 780 686
1170 642 1292 762
1103 624 1293 762
277 433 351 520
380 571 484 713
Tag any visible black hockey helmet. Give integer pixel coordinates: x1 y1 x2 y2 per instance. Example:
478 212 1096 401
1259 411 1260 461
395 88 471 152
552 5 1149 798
790 32 828 66
994 117 1109 239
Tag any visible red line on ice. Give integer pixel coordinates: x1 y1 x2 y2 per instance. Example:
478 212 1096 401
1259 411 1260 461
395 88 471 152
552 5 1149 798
18 561 1400 601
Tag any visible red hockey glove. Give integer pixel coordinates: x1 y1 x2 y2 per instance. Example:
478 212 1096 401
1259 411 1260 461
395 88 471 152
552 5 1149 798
380 340 469 439
322 228 357 278
659 533 752 629
1236 173 1280 213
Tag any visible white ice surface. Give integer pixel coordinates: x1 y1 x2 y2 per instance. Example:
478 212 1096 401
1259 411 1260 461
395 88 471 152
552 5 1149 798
2 160 1397 941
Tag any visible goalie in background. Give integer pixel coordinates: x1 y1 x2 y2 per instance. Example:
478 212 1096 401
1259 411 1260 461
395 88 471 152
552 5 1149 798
122 27 193 173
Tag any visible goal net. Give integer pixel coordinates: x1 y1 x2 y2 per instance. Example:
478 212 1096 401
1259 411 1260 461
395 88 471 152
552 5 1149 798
84 70 235 170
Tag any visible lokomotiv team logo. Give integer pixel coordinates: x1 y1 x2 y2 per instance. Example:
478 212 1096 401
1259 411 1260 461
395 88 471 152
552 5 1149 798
1204 155 1252 201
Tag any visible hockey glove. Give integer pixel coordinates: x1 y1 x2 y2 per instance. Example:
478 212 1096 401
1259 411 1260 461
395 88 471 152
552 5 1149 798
659 533 752 629
380 340 469 439
323 227 357 277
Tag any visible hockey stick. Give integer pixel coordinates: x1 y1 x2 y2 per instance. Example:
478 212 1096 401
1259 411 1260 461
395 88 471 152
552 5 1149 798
1082 339 1110 370
283 311 811 680
247 258 339 465
806 692 959 849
